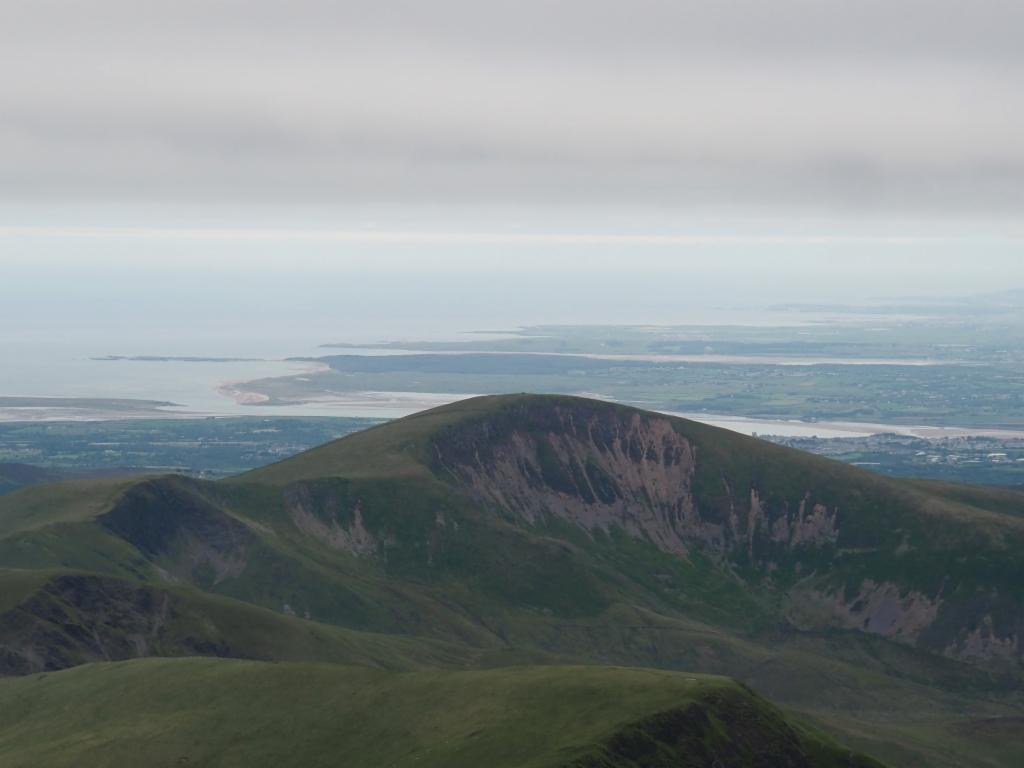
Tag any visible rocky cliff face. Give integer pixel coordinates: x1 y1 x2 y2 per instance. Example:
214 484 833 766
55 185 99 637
425 398 1022 666
284 482 389 557
432 404 702 554
429 400 840 561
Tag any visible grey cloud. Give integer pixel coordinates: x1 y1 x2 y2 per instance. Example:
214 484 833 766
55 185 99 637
0 1 1022 215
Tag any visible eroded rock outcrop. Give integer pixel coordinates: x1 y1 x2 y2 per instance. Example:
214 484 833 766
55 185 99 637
430 402 846 565
788 579 942 645
945 615 1021 663
284 483 386 557
432 406 706 554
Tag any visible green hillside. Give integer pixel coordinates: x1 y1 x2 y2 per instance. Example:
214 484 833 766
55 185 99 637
0 658 878 768
0 394 1022 765
0 569 467 675
234 394 1024 673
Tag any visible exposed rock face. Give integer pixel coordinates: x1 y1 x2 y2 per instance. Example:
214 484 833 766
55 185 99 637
430 401 843 562
406 399 1024 666
772 495 840 547
945 615 1021 663
431 404 704 555
787 580 942 645
284 482 385 557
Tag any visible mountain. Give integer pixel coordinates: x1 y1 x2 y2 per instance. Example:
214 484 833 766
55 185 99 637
242 394 1024 670
0 394 1021 766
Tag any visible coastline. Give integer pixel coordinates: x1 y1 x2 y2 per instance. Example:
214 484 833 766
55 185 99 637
215 360 331 406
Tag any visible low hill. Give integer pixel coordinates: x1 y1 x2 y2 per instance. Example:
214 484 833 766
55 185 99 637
0 658 880 768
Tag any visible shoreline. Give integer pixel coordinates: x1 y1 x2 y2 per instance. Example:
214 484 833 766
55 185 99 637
214 360 330 406
664 411 1024 440
312 348 948 367
3 390 1023 440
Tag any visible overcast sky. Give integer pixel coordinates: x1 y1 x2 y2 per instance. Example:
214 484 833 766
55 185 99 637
1 1 1022 345
2 0 1022 218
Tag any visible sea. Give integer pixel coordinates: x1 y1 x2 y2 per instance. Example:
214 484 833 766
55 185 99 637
1 336 1010 439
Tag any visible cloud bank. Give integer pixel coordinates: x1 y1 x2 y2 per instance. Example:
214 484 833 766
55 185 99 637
2 1 1022 216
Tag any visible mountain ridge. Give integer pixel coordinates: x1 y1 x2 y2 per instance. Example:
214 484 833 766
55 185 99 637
1 394 1022 766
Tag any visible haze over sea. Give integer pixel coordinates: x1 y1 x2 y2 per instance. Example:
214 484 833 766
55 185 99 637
5 226 1022 432
0 300 1008 438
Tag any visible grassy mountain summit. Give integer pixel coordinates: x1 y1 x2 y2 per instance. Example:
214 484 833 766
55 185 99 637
0 394 1022 766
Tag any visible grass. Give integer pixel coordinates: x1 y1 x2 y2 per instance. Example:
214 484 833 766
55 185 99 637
0 569 471 675
230 396 502 484
0 476 140 539
0 568 53 613
0 658 875 768
803 711 1024 768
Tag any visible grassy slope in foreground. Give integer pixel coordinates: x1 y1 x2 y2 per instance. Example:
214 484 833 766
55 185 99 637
0 658 879 768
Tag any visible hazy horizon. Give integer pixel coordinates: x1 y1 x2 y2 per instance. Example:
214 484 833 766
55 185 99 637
4 1 1022 350
4 209 1023 353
